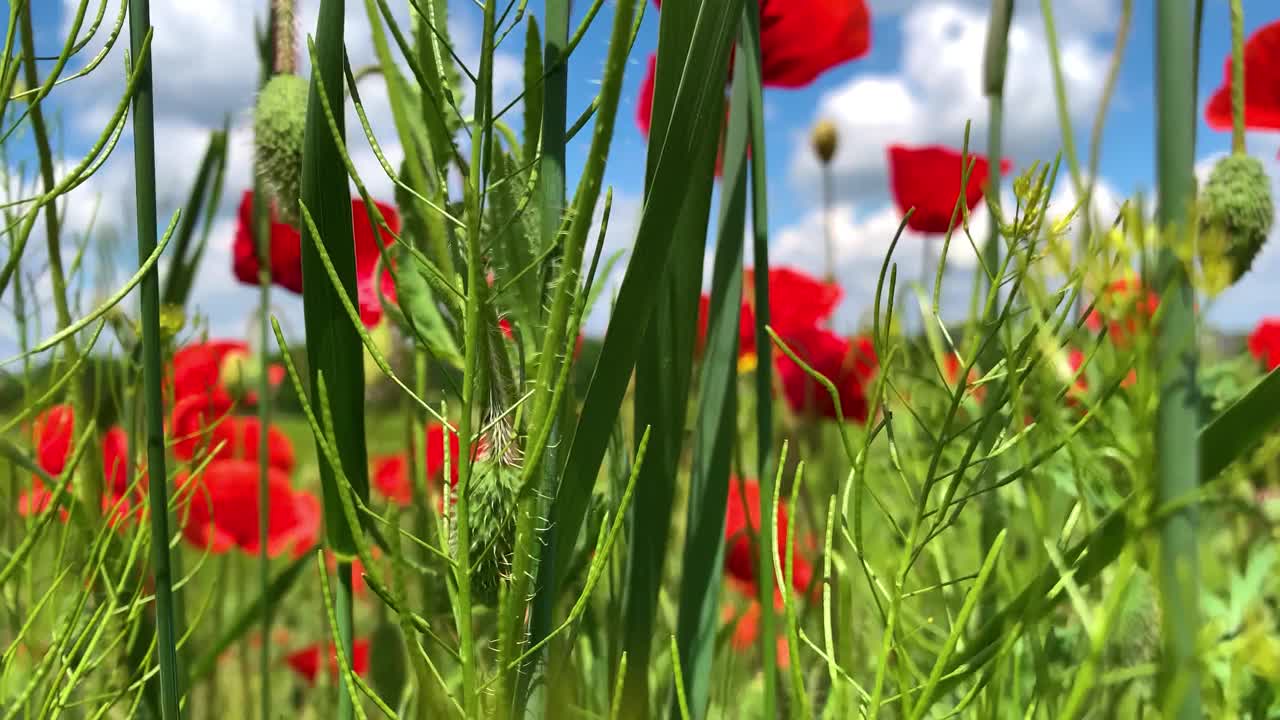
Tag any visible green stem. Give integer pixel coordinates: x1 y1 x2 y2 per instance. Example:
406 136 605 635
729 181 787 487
256 8 277 720
1039 0 1084 195
1229 0 1246 155
456 0 499 714
127 0 182 715
1154 1 1201 717
979 0 1012 628
20 0 105 513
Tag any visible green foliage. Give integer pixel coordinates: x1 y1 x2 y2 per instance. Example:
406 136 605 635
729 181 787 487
1199 153 1274 291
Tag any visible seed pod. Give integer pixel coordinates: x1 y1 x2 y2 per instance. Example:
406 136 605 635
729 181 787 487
253 74 308 226
811 119 839 165
457 455 520 605
1199 154 1274 292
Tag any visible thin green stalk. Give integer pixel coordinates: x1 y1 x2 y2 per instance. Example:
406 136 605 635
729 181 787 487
20 0 105 513
1153 1 1200 717
978 0 1012 630
523 0 569 701
255 7 278 719
1039 0 1083 195
455 0 500 714
979 0 1012 292
127 0 181 715
740 3 775 714
1229 0 1246 155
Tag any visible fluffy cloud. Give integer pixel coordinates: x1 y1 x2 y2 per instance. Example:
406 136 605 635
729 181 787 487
791 1 1112 202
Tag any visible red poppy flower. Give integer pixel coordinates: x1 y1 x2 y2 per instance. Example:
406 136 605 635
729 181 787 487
721 592 791 668
370 423 461 506
175 459 318 557
1249 317 1280 371
888 145 1012 235
723 476 813 598
267 363 287 388
284 638 371 686
1205 20 1280 133
171 340 246 413
33 404 75 476
232 191 401 327
171 394 238 463
698 267 842 370
649 0 870 88
236 416 296 475
1084 277 1159 348
371 454 411 506
776 327 877 423
20 423 146 528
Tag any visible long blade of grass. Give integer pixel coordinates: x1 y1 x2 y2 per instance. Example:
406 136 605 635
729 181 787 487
667 16 751 718
160 126 228 308
545 0 745 621
299 2 365 719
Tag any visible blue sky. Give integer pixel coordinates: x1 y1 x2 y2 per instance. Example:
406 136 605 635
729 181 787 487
11 0 1279 357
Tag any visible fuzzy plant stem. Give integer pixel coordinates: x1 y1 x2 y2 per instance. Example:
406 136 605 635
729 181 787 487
978 0 1012 626
1229 0 1246 155
127 0 183 715
19 0 106 513
821 164 835 283
456 0 500 715
273 0 296 75
1154 1 1201 717
980 0 1012 291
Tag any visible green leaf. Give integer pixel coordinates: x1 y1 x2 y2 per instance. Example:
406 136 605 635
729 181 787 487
546 0 746 614
668 22 752 719
160 125 228 309
1199 367 1280 482
300 0 369 557
523 16 543 167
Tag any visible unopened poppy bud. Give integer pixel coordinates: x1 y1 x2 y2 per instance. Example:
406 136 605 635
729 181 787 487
254 74 308 226
219 348 260 394
1199 154 1273 291
811 119 838 165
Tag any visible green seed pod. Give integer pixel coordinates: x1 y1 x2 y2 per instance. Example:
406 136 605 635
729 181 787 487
253 74 308 226
1199 154 1274 293
458 455 520 605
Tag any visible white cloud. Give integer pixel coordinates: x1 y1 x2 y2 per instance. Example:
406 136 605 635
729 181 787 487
791 1 1111 203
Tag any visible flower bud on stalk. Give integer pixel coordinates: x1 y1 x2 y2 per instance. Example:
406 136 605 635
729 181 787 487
1198 154 1273 293
253 74 307 226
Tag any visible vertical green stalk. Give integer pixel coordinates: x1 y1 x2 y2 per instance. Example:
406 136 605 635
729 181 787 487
127 0 182 716
522 0 569 704
255 5 279 719
978 0 1012 629
740 4 775 715
299 1 366 718
456 0 500 715
20 0 105 513
1229 0 1246 155
1153 1 1200 717
1039 0 1083 195
979 0 1012 289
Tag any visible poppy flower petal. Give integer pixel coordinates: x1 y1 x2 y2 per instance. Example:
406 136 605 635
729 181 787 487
1205 20 1280 132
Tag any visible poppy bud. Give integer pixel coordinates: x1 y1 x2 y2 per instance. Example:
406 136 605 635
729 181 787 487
253 74 308 226
1199 154 1273 292
218 348 261 395
810 119 838 165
